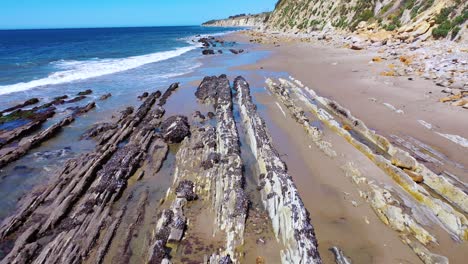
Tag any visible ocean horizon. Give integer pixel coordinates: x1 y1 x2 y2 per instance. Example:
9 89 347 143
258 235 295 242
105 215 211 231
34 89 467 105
0 26 238 97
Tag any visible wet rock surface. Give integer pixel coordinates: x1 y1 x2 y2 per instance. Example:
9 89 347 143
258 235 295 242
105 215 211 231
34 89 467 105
161 115 190 143
0 84 176 264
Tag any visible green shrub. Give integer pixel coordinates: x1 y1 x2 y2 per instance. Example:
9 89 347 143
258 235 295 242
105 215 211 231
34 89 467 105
435 7 455 24
432 20 452 39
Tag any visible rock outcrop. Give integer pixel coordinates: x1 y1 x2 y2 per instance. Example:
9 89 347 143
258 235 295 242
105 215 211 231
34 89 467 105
235 76 322 264
0 84 175 264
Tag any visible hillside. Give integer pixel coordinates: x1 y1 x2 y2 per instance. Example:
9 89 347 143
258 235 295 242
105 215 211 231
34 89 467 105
204 0 468 42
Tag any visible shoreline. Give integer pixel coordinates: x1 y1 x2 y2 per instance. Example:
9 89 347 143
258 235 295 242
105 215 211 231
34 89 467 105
0 28 467 263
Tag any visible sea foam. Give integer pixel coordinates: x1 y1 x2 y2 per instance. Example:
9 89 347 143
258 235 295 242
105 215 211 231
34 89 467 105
0 46 195 95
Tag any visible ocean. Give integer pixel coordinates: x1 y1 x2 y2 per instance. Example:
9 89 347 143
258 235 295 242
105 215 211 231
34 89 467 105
0 26 233 97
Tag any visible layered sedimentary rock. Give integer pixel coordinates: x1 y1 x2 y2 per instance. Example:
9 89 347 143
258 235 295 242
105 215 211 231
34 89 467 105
147 74 248 263
264 76 468 263
235 76 322 264
0 102 96 168
0 84 177 264
0 106 56 148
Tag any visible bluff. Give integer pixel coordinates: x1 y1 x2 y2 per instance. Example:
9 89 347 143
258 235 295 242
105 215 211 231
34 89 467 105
204 0 467 41
202 12 270 28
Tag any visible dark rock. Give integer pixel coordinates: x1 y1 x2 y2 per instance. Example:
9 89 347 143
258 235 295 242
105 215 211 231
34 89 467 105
175 180 197 201
193 111 205 122
77 89 92 96
202 49 215 55
138 92 149 100
158 83 178 106
207 112 215 119
121 107 134 117
229 49 244 55
0 98 40 115
81 123 118 139
201 152 220 170
161 115 190 143
54 95 68 101
218 50 223 54
195 75 229 104
99 93 112 100
65 96 86 104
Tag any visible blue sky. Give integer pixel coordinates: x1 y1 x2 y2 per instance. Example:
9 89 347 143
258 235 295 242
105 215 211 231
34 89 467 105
0 0 276 29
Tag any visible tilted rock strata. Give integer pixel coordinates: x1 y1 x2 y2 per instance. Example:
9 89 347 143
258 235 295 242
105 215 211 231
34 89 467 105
0 85 176 263
272 77 468 242
235 76 322 264
0 102 96 169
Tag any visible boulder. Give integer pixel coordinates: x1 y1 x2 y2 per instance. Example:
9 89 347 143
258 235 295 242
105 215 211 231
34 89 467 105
404 170 424 183
391 150 417 170
350 44 364 50
161 115 190 143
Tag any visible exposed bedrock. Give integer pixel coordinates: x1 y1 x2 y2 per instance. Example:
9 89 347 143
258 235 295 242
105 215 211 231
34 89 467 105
192 75 249 260
329 247 352 264
0 84 177 263
0 98 39 115
265 78 336 158
272 77 468 242
161 115 190 143
0 106 56 148
234 76 322 264
195 75 224 104
0 102 96 168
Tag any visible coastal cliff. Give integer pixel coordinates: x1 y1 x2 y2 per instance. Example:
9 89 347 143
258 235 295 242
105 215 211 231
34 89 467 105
204 0 467 42
202 12 270 28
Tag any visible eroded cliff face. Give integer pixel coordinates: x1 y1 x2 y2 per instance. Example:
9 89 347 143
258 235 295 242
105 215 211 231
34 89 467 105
267 0 467 41
204 0 467 42
202 12 270 28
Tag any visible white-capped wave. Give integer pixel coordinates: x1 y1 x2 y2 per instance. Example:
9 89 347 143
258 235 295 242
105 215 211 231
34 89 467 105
0 46 196 95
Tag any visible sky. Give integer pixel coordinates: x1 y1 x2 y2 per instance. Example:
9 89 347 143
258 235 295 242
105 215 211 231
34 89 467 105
0 0 277 29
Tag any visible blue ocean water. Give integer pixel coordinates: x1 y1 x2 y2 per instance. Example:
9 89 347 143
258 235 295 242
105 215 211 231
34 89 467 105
0 26 233 97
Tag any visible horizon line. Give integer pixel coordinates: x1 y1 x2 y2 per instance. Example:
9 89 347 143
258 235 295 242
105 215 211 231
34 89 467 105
0 24 220 31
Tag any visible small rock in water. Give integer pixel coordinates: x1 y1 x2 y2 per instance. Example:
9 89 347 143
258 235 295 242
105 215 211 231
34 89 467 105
138 92 149 100
77 89 92 96
202 49 215 55
207 112 215 119
99 93 112 100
